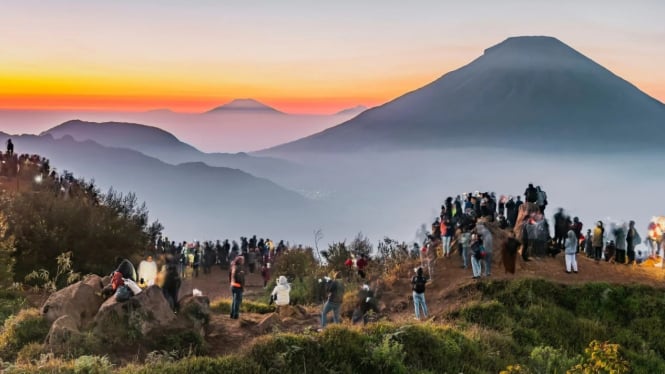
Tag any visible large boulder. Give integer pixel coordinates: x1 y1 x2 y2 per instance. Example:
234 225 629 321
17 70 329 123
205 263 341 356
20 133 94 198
177 295 211 334
41 275 104 329
45 315 80 348
93 285 176 341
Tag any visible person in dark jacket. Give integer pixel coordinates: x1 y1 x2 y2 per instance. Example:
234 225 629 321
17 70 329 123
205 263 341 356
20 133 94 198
321 271 345 328
352 284 379 325
524 183 538 203
230 257 245 319
411 267 428 320
162 263 181 312
626 221 638 264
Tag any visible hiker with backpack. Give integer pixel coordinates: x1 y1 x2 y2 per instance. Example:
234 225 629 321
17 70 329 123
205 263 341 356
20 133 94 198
230 256 246 320
321 271 345 328
411 267 428 321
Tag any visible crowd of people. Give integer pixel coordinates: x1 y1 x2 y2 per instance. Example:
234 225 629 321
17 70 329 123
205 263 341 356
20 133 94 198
9 138 664 327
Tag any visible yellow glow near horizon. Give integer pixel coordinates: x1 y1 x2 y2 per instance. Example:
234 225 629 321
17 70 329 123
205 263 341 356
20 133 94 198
0 1 663 114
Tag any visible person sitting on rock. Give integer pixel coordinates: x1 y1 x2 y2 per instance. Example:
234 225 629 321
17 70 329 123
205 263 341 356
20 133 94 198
101 258 137 299
270 275 291 308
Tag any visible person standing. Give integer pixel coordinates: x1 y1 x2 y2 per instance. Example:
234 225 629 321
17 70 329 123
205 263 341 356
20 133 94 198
477 223 493 276
230 257 245 320
626 221 639 264
137 255 158 287
459 229 471 269
470 233 484 279
6 139 13 156
162 262 181 312
564 227 578 274
321 272 344 328
411 267 428 321
592 221 605 262
614 224 627 264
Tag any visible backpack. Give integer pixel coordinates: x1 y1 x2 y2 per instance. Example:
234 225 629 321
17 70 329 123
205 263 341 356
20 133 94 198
115 285 132 302
473 245 486 260
412 275 426 293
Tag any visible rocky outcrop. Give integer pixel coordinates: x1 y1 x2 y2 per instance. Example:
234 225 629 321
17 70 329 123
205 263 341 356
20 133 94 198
178 295 211 335
93 285 175 338
41 275 104 329
46 315 80 348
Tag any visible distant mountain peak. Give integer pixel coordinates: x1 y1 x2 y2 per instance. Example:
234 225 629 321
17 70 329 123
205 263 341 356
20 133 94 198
335 105 368 116
206 98 284 114
482 35 587 64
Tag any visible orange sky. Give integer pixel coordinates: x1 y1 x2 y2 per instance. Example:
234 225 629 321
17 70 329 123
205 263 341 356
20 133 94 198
1 1 663 114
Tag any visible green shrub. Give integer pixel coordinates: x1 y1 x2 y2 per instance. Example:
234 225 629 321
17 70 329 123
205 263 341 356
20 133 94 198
72 355 113 374
319 326 368 372
0 290 25 325
367 335 407 374
0 308 49 360
526 345 578 374
248 333 320 373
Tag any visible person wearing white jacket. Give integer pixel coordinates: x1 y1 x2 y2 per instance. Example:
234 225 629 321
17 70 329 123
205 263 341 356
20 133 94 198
564 228 578 274
271 275 291 306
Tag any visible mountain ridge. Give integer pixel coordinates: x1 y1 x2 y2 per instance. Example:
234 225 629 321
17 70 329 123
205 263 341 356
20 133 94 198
265 36 665 154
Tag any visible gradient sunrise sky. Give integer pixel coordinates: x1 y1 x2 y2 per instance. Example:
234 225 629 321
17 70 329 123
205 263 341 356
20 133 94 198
1 0 663 114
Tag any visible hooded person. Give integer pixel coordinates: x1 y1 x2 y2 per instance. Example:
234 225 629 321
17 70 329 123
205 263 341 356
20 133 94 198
271 275 291 307
138 255 158 287
564 227 579 274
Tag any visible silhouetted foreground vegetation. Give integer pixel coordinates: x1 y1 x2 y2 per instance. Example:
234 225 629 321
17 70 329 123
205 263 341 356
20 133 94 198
3 278 663 373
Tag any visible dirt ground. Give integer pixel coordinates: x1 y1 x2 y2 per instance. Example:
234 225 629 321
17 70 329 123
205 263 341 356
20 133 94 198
172 251 665 356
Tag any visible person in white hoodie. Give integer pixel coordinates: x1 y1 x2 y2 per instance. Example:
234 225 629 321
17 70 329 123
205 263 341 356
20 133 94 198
564 227 578 274
271 275 291 307
138 255 158 287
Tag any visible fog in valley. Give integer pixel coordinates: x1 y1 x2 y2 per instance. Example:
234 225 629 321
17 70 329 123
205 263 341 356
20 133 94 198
265 148 664 251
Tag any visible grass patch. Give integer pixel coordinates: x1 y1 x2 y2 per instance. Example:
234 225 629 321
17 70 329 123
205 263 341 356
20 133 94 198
210 299 275 314
0 308 49 361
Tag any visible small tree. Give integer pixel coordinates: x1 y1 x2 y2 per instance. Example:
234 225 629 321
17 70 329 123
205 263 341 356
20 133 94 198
321 241 351 273
24 251 81 293
349 232 372 258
